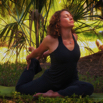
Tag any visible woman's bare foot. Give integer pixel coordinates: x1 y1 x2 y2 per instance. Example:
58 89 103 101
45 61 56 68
28 47 35 52
33 90 64 98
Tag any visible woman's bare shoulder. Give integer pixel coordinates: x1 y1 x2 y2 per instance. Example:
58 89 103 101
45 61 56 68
46 35 55 39
45 35 57 43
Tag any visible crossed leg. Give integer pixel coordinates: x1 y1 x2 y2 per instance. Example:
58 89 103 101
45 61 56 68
15 58 63 97
16 58 51 95
34 80 94 98
16 58 94 98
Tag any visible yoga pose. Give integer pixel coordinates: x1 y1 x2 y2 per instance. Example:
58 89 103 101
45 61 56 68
16 9 94 98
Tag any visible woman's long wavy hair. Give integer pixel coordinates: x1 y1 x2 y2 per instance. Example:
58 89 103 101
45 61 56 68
47 9 75 38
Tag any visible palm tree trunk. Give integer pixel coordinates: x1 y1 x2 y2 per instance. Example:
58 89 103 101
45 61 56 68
90 0 93 20
35 19 39 48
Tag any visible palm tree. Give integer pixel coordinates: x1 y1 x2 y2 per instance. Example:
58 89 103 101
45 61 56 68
0 0 32 16
0 0 103 63
0 0 55 63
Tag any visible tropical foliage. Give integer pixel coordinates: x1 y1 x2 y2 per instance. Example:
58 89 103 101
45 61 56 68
63 0 103 54
0 0 103 62
0 0 55 62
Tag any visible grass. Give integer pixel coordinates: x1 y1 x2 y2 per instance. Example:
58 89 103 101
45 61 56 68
78 73 103 93
0 93 95 103
0 62 103 92
0 62 103 102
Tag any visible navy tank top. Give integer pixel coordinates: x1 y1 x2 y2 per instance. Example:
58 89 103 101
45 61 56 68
43 34 80 88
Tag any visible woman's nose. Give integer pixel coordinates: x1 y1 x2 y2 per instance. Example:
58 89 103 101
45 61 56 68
70 16 73 20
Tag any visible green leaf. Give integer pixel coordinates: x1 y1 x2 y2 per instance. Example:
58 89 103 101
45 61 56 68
0 25 8 38
8 24 17 48
22 0 34 21
3 25 12 42
15 5 19 21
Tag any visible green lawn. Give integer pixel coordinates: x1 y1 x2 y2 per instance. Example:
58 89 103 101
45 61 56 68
0 62 103 92
0 62 103 103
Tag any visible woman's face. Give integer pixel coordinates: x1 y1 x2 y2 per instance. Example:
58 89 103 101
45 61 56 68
60 11 74 28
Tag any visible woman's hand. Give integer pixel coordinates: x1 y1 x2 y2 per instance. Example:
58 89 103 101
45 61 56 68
26 47 35 70
28 46 42 60
26 55 31 70
36 54 45 60
26 46 42 69
27 59 31 70
26 52 43 70
28 47 35 52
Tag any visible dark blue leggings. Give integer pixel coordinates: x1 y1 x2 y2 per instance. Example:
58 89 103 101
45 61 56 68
16 58 94 97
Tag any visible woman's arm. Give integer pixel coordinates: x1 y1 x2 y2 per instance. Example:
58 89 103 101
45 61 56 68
42 50 50 58
26 36 52 70
28 47 50 58
36 50 50 60
26 36 49 61
26 35 55 69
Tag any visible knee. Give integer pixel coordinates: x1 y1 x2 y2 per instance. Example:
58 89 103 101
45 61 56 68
85 83 94 95
88 83 94 92
30 58 40 68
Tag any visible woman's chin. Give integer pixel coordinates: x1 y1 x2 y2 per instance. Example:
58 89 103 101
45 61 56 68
62 25 74 28
71 24 74 27
68 25 74 28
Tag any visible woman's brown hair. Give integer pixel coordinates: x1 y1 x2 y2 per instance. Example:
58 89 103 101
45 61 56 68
47 9 75 38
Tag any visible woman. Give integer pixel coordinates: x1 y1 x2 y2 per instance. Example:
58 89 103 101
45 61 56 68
16 9 94 98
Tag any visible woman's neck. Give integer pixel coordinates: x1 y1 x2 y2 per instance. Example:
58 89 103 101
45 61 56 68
61 28 72 40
